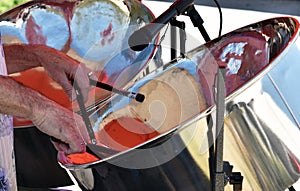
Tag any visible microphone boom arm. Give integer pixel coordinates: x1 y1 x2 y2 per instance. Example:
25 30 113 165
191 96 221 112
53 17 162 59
128 0 211 51
128 0 195 51
185 5 211 42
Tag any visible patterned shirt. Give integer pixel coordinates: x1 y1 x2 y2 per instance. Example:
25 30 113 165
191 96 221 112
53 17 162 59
0 36 17 191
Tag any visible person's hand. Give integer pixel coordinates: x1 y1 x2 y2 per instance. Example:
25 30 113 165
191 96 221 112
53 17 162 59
31 97 90 154
4 44 94 103
2 44 95 154
40 49 92 103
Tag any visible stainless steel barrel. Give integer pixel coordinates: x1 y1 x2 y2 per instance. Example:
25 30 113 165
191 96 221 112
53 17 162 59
0 0 159 188
60 16 300 191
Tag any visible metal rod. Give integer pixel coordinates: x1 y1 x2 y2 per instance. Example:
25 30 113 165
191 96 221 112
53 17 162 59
214 66 226 191
73 81 97 144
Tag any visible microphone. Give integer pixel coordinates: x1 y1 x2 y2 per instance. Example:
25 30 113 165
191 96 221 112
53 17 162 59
128 0 194 51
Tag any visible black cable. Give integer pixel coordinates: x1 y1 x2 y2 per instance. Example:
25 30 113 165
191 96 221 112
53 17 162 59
212 0 223 37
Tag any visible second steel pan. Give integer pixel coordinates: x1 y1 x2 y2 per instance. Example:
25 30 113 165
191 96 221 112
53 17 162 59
60 17 300 191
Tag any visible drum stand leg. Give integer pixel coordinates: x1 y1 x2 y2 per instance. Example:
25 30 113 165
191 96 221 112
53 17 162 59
213 64 226 191
223 161 244 191
207 60 244 191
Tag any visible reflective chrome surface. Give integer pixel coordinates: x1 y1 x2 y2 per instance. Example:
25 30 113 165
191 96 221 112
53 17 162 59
0 0 157 127
64 17 300 190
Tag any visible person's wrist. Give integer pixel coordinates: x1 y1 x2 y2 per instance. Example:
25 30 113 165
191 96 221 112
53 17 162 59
29 94 55 127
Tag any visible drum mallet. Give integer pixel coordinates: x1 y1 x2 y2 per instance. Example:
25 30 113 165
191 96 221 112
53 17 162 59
88 78 145 103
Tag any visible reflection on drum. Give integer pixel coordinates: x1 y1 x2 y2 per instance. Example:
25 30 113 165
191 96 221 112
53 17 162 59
59 17 300 191
2 1 300 190
0 0 158 127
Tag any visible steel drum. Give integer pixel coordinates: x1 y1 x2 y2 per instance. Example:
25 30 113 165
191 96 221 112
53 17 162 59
0 0 158 127
59 16 300 191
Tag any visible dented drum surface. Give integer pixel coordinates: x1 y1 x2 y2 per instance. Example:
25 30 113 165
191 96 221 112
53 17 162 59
60 17 300 191
0 0 158 127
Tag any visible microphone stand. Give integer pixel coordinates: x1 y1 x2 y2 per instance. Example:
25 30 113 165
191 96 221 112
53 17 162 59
170 18 186 60
166 2 230 191
183 5 244 191
145 1 232 190
184 5 226 191
182 4 228 191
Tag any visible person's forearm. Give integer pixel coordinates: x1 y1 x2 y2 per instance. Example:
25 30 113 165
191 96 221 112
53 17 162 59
3 44 80 74
3 43 91 102
0 75 51 122
0 75 88 154
3 44 42 74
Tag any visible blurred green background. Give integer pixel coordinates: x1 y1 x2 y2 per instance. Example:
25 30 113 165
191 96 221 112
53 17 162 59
0 0 29 13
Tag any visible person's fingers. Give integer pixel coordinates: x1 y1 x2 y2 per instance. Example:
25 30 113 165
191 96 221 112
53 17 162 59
65 137 86 155
51 135 86 155
51 140 69 152
74 64 93 103
55 74 76 102
57 151 72 165
31 95 90 155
